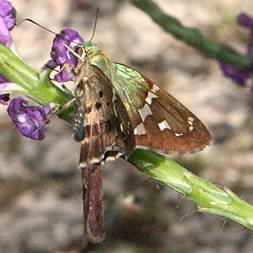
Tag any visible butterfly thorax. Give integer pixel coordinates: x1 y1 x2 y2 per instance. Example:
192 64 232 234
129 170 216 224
76 42 113 81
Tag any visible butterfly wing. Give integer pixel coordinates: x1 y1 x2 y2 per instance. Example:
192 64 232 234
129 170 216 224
111 63 211 153
78 64 135 167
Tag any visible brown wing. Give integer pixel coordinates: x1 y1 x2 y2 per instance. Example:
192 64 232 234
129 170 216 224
112 63 211 153
79 64 135 167
134 80 211 153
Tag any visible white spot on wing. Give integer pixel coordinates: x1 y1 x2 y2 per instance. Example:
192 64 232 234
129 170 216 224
105 152 123 162
151 85 160 92
105 156 116 162
189 125 194 132
175 132 184 137
90 157 101 164
145 91 158 105
79 162 87 169
187 117 194 131
158 120 171 131
79 155 104 169
138 104 152 122
134 123 146 135
187 116 194 125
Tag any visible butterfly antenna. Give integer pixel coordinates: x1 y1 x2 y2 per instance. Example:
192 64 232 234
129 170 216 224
88 8 99 42
64 44 83 61
18 18 57 35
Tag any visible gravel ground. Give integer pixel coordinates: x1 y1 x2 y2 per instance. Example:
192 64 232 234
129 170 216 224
0 0 253 252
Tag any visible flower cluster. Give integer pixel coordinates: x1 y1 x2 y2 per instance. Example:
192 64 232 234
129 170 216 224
45 28 84 82
220 13 253 87
0 0 15 47
0 0 15 104
0 0 84 140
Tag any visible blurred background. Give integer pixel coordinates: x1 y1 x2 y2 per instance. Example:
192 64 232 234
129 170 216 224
1 0 253 252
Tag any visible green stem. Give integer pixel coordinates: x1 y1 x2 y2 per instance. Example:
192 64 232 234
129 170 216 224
132 0 251 70
0 45 74 122
129 149 253 230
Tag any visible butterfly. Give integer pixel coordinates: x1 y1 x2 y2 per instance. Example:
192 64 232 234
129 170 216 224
69 42 211 244
19 16 210 244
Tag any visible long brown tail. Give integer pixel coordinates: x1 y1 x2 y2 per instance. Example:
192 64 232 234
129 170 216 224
81 164 105 243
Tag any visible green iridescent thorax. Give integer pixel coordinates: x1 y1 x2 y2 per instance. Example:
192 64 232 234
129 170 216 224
78 42 114 81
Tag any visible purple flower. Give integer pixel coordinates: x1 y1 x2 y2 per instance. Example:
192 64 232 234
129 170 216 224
7 97 53 140
45 28 84 82
0 0 16 102
238 13 253 29
0 0 16 47
238 13 253 62
0 78 53 142
220 63 250 86
0 2 54 141
220 13 253 87
0 4 83 141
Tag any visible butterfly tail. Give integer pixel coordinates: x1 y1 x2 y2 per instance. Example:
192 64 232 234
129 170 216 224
81 164 105 244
